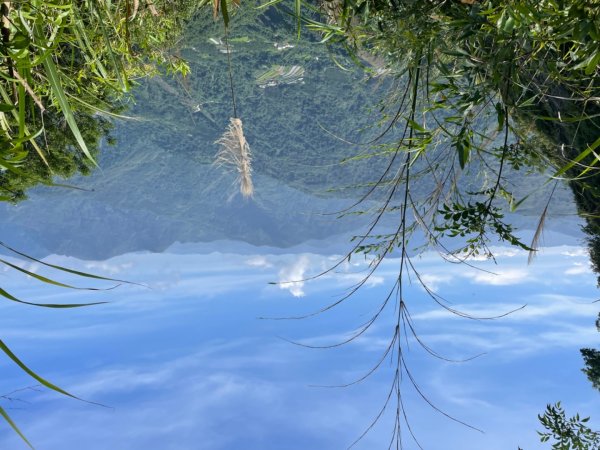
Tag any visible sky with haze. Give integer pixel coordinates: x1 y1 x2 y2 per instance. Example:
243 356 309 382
0 240 597 450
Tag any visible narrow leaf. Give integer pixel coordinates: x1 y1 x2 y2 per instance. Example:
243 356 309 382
0 339 75 399
0 286 107 308
220 0 229 27
0 406 33 449
0 258 113 290
36 34 98 165
0 241 139 285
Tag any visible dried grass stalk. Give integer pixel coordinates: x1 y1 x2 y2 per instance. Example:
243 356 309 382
214 117 254 198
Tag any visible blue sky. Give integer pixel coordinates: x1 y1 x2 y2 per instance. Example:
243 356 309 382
0 242 598 449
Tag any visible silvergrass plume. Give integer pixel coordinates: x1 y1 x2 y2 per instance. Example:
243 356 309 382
214 117 253 198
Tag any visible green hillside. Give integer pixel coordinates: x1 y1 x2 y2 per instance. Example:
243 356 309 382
0 6 578 259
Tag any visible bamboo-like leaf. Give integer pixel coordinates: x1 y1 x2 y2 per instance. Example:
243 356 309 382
0 258 118 291
553 136 600 178
0 286 106 308
36 32 98 165
0 241 140 285
72 18 110 82
17 79 26 142
0 406 33 449
295 0 301 38
96 14 129 92
66 93 140 120
0 340 76 399
220 0 230 28
256 0 282 9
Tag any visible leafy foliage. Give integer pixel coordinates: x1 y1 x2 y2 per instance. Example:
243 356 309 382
259 0 600 447
536 403 600 450
581 313 600 392
0 0 198 200
435 198 531 256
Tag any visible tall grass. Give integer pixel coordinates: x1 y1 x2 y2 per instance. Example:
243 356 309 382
215 117 254 198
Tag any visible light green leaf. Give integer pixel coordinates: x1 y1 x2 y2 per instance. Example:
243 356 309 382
0 406 33 449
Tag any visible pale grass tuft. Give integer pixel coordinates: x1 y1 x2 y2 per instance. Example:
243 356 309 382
528 181 558 264
214 117 254 198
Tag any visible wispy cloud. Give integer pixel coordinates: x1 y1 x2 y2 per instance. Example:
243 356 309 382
84 261 133 275
463 268 530 286
565 262 592 275
245 256 273 268
278 255 310 297
419 273 453 290
412 294 598 322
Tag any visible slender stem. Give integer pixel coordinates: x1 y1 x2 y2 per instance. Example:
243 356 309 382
224 26 237 118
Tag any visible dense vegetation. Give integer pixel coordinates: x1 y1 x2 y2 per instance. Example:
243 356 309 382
0 0 599 447
0 0 198 201
274 1 600 448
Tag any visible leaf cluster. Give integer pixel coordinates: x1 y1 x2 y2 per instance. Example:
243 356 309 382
537 402 600 450
0 0 199 201
435 199 531 256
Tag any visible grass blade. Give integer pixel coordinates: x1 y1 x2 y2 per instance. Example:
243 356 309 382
553 136 600 178
220 0 229 28
0 241 141 286
295 0 301 38
35 25 98 166
0 406 33 449
0 257 118 290
0 339 75 399
0 286 107 308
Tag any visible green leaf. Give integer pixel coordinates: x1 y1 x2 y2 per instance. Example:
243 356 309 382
0 286 106 308
554 136 600 178
220 0 229 28
495 102 505 131
0 406 33 449
0 257 112 290
503 16 515 33
0 241 139 286
36 27 98 166
11 32 31 50
256 0 282 9
0 103 14 112
510 194 531 212
295 0 301 38
584 51 600 75
0 339 78 400
407 119 426 133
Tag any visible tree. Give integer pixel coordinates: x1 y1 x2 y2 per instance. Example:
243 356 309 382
581 313 600 392
533 402 600 450
0 0 197 197
263 1 600 447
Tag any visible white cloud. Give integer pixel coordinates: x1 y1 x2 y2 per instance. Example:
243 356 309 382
84 261 133 275
278 255 310 297
561 248 588 257
336 272 385 288
245 256 273 268
419 273 453 290
412 294 598 323
565 262 591 275
464 268 530 286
